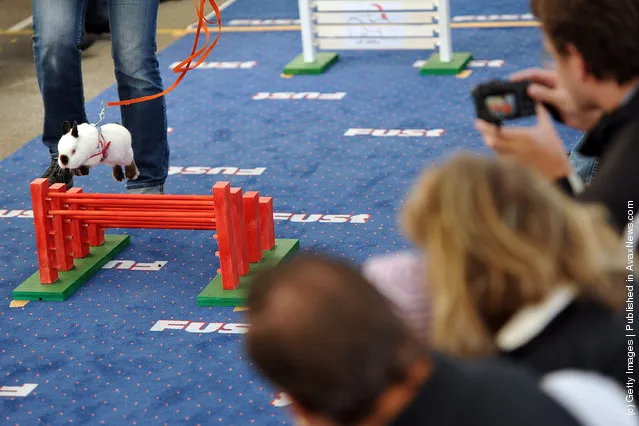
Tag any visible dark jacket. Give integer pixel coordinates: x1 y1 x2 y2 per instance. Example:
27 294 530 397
390 354 581 426
496 288 629 387
558 86 639 234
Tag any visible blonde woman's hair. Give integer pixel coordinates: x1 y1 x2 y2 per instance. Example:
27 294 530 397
402 154 627 358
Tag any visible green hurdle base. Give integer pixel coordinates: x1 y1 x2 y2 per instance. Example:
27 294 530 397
420 52 473 75
197 239 300 307
13 234 130 302
283 52 339 75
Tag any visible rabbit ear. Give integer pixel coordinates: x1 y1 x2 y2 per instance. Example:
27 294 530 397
71 121 79 138
62 121 71 134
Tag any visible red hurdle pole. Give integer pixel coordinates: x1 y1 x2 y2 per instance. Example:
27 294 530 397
85 223 217 230
49 184 74 272
48 198 216 209
243 191 262 263
67 188 90 259
213 182 239 290
231 188 250 276
259 196 275 251
86 202 105 247
49 210 218 219
48 192 214 201
31 179 58 283
82 218 217 231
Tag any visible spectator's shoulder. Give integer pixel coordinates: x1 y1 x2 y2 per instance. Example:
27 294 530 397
455 357 581 426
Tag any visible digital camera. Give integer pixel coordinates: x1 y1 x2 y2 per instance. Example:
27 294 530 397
471 79 562 125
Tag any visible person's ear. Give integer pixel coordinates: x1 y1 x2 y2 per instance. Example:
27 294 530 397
565 44 588 83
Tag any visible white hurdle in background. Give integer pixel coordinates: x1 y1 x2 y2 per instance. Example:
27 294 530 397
285 0 472 75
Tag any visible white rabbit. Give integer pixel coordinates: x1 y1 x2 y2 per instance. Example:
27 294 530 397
57 120 139 182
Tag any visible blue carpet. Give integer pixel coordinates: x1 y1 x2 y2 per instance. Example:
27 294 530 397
0 0 581 424
218 0 535 21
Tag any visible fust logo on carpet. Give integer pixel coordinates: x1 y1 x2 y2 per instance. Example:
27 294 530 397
168 166 267 176
150 320 249 334
345 128 444 137
103 261 168 271
0 384 38 398
169 61 257 69
274 213 370 223
253 92 346 100
413 59 505 69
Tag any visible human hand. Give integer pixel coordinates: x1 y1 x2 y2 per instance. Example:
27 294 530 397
510 68 603 132
475 103 573 180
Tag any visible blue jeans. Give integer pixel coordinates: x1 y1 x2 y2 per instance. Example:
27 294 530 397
569 136 599 184
33 0 169 191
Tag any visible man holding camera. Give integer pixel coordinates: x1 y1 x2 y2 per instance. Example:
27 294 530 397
475 0 639 235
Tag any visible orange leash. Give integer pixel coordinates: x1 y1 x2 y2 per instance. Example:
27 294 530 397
106 0 222 108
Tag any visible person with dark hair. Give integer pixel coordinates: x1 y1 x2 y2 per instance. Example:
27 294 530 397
245 255 582 426
475 0 639 235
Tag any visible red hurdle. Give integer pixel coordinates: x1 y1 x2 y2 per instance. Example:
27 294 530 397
26 178 277 295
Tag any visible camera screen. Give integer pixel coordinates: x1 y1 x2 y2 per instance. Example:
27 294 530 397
484 94 517 119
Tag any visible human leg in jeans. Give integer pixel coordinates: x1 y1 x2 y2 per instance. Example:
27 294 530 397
569 135 599 185
32 0 168 193
109 0 168 194
33 0 89 189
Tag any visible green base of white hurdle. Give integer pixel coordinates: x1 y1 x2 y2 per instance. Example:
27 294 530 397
283 52 340 75
420 52 473 76
282 51 473 76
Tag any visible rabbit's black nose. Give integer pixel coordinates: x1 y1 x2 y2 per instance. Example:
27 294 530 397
60 155 69 165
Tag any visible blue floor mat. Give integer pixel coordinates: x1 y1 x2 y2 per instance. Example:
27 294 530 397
218 0 534 21
0 0 582 424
